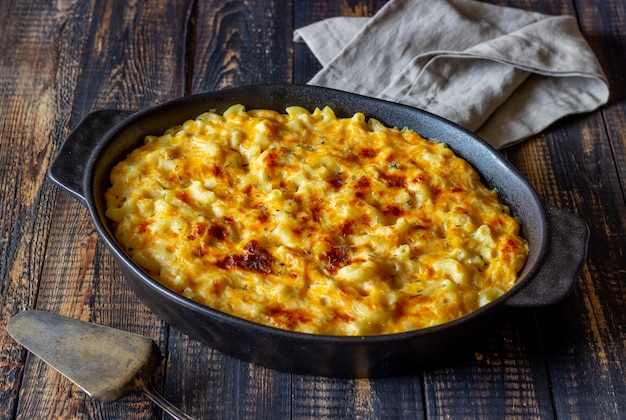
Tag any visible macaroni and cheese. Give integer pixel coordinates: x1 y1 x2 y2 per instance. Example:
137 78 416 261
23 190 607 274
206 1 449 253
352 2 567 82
105 105 528 335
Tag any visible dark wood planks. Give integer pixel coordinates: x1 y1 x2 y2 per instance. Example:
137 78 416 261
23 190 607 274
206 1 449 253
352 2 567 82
290 2 430 419
293 0 626 418
162 1 296 418
0 1 96 417
293 0 386 85
418 1 581 414
164 331 293 419
1 0 625 418
2 0 195 418
501 0 626 417
189 0 294 94
531 116 626 418
292 0 554 418
535 0 626 416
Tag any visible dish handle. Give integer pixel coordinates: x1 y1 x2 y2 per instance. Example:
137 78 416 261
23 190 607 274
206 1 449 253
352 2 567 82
504 204 589 308
48 110 134 205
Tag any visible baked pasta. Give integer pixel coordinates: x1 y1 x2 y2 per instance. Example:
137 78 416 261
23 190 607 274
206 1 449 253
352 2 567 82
105 105 528 335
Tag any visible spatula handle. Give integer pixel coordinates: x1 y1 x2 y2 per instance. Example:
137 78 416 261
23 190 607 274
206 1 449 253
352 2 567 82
136 377 196 420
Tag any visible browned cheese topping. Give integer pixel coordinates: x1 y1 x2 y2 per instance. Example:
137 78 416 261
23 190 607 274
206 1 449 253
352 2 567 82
105 105 528 335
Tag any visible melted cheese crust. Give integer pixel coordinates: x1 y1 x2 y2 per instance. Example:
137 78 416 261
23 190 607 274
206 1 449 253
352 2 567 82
105 105 528 335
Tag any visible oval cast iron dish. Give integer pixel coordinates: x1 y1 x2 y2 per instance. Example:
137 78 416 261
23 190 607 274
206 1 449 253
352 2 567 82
48 84 589 377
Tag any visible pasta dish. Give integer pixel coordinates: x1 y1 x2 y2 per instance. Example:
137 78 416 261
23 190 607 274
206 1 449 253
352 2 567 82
105 105 528 335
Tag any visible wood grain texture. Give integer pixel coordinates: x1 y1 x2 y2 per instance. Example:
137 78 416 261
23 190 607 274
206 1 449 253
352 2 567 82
423 311 554 419
292 375 425 420
0 1 94 417
495 0 626 417
1 0 626 418
2 0 193 418
292 0 387 85
164 330 293 419
291 4 409 419
160 2 297 418
189 0 293 93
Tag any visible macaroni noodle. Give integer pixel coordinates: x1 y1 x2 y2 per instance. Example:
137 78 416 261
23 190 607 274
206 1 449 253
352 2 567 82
105 105 528 335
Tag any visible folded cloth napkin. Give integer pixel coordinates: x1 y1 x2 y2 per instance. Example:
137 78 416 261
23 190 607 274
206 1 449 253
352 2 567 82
294 0 609 149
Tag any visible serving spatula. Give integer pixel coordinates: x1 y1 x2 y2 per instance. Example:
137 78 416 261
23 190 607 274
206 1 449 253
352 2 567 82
7 310 194 420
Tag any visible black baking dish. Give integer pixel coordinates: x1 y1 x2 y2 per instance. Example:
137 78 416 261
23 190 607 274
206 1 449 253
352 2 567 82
48 84 589 377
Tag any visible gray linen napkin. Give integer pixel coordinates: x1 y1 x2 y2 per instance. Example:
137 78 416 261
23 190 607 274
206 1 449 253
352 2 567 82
294 0 609 149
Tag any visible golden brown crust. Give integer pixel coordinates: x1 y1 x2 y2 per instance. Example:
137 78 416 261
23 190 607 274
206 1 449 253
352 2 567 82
105 105 528 335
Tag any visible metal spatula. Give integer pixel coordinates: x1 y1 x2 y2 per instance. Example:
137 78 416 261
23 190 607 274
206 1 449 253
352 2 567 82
7 310 194 420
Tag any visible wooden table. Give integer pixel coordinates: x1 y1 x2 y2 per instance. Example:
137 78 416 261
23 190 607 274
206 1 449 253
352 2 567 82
1 0 625 418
